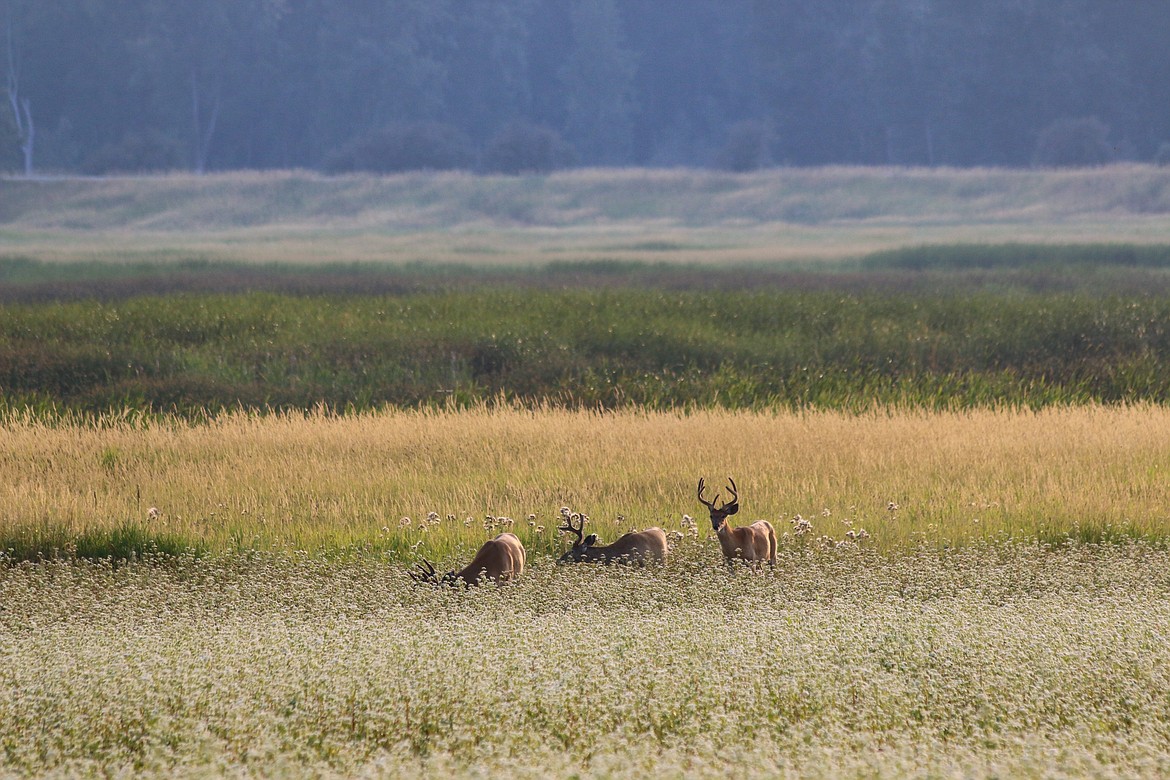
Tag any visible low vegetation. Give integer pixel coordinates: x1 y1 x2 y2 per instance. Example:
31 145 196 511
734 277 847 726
2 544 1169 777
7 279 1170 415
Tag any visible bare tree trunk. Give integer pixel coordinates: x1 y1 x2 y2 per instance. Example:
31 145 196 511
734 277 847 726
5 13 33 176
190 71 203 173
190 69 221 174
17 94 31 175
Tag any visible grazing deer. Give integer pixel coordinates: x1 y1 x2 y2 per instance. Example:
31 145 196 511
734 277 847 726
557 513 668 566
698 477 777 568
410 532 525 586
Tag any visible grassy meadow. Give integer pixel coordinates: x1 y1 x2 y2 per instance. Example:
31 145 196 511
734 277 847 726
3 405 1170 560
9 281 1170 415
4 168 1170 777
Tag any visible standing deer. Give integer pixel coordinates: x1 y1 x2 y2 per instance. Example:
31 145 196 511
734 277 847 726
698 477 777 568
410 532 526 586
557 513 668 566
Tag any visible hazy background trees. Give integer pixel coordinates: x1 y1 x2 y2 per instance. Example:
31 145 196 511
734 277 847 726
2 0 1168 174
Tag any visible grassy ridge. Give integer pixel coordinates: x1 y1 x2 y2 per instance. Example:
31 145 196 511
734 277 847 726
4 167 1170 231
4 167 1170 266
5 282 1170 415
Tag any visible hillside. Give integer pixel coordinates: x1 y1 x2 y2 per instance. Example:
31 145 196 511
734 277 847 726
2 166 1169 265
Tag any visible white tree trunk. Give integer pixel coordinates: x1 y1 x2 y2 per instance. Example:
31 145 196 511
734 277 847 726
190 70 221 175
5 16 33 176
19 96 31 175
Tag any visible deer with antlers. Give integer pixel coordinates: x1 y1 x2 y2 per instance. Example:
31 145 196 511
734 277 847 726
409 532 526 586
698 477 776 568
557 512 668 566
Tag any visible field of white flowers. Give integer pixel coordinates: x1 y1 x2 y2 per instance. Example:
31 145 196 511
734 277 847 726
3 542 1169 778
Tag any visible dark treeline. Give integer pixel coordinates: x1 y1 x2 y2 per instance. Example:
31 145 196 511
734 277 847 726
3 0 1169 175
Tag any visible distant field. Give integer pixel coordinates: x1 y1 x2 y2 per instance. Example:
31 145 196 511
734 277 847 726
7 283 1170 415
2 166 1170 265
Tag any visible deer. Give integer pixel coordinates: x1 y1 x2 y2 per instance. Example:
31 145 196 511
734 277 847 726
557 513 668 566
409 532 526 586
698 477 777 568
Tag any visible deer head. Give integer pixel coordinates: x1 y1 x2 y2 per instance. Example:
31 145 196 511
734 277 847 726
698 476 739 531
557 513 599 563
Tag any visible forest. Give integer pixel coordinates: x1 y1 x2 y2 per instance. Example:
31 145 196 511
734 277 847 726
3 0 1169 175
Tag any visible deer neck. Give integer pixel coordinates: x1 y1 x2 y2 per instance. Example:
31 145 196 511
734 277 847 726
579 543 616 563
715 522 740 556
454 567 483 586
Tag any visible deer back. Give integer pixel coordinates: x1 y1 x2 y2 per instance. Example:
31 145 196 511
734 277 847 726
457 532 525 584
717 520 777 563
559 527 667 565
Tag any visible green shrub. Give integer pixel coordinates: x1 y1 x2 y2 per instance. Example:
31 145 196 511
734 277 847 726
482 121 578 174
81 130 185 174
1155 142 1170 167
714 119 773 172
1032 116 1113 168
323 122 474 174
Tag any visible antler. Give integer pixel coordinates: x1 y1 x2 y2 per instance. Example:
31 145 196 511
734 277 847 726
698 476 738 512
409 558 438 584
698 477 721 511
558 513 585 546
725 477 738 508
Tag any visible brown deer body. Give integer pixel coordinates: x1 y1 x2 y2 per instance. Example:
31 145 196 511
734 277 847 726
557 514 667 565
410 532 525 586
698 477 776 567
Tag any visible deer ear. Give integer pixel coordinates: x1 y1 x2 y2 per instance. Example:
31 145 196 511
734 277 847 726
583 533 598 547
725 503 739 516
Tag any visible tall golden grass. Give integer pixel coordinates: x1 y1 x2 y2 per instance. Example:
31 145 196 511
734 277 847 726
3 404 1168 556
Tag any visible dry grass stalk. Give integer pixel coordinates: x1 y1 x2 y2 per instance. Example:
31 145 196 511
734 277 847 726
2 404 1168 554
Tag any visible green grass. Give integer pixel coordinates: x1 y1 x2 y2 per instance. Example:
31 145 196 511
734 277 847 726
9 242 1170 291
6 278 1170 416
0 522 206 563
860 242 1170 270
